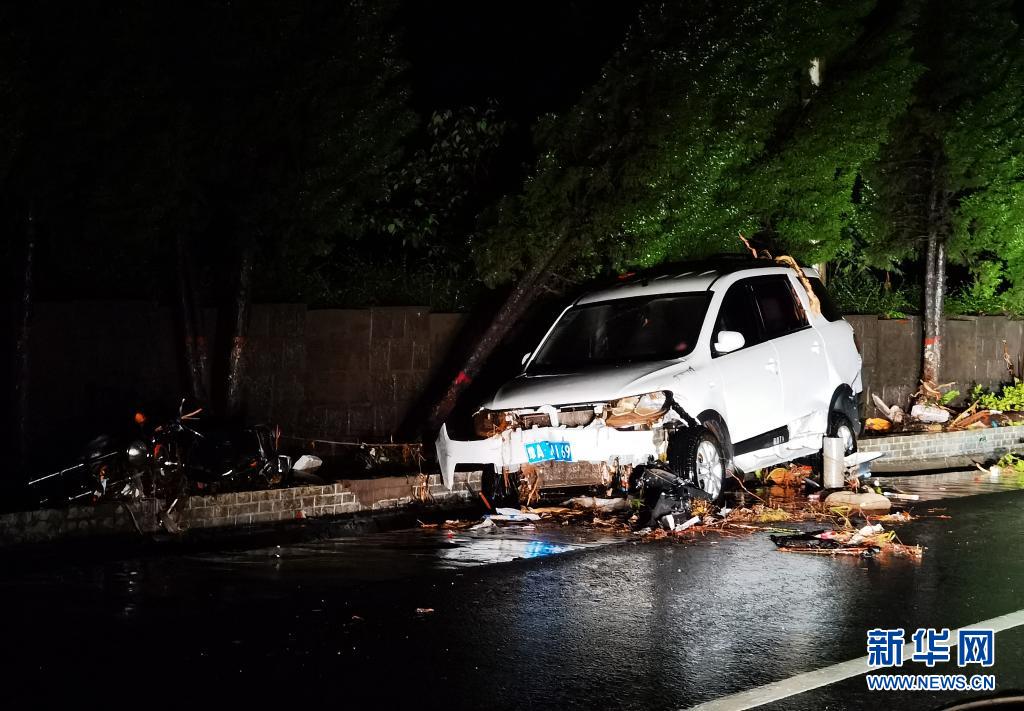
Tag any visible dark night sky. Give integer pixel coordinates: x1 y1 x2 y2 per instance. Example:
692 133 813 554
400 1 634 121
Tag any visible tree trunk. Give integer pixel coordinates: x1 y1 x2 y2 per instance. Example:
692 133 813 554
921 157 947 392
221 241 254 419
174 232 208 402
13 208 35 478
425 235 573 433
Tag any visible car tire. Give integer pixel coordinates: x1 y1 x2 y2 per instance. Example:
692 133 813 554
828 411 858 456
810 411 858 482
668 428 726 501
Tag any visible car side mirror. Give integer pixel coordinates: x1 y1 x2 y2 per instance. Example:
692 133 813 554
714 330 745 354
521 352 532 366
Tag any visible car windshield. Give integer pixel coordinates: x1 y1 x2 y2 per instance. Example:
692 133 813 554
529 292 711 372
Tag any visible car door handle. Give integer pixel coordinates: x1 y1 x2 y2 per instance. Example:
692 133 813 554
810 341 821 354
765 358 778 374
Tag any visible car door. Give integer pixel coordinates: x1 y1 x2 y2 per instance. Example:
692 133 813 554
710 280 785 444
749 276 830 436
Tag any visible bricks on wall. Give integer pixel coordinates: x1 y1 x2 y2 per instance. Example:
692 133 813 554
181 471 482 530
860 424 1024 469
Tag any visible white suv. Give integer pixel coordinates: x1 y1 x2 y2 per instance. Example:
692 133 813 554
436 259 862 500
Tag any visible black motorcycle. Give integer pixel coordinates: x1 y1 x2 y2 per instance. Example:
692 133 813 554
26 432 149 509
149 399 313 496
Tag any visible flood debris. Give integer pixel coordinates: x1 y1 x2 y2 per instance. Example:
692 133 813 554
770 523 923 560
910 403 950 424
868 385 1024 436
564 496 629 513
824 490 892 513
422 444 930 561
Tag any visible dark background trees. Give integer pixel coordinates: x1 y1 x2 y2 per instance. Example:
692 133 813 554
4 0 1024 462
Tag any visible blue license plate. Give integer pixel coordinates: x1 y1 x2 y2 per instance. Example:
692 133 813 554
525 441 572 464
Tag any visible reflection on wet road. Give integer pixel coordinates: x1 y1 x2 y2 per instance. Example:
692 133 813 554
0 471 1021 711
883 468 1024 500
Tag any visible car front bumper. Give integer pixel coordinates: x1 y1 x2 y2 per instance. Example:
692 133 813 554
435 423 658 489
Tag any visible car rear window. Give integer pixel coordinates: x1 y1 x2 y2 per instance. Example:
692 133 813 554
809 277 844 321
530 292 711 371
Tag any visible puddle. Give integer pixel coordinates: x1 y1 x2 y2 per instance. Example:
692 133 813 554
878 469 1024 501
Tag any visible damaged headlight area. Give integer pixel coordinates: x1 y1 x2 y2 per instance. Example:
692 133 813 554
605 391 668 428
472 391 670 439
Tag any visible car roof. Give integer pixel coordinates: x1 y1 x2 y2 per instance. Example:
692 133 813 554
575 256 819 305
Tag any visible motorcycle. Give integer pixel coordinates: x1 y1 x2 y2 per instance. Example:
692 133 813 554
149 399 313 496
23 399 320 511
26 432 149 509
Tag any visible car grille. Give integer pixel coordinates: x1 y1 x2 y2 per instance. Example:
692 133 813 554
558 407 596 428
519 412 552 429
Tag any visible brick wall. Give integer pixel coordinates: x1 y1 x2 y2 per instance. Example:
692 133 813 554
0 500 163 546
0 472 482 546
183 471 481 529
860 424 1024 471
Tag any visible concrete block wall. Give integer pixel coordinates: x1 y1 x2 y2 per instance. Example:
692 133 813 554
859 424 1024 470
28 300 1020 448
847 315 1024 412
26 302 467 451
301 306 458 439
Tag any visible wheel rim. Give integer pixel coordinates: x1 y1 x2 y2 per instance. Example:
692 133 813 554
696 439 723 499
836 424 855 455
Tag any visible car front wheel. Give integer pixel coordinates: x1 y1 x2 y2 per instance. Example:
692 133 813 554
668 428 726 501
829 411 858 457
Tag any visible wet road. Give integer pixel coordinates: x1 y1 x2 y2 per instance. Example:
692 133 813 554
1 471 1022 710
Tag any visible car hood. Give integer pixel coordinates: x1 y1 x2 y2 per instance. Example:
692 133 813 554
486 360 689 409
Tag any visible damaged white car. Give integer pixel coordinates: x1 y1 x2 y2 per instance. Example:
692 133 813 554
436 259 862 501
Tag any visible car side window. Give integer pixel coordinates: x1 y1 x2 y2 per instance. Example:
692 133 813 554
714 283 761 354
751 277 808 339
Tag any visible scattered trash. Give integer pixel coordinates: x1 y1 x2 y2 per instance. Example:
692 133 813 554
877 511 913 523
882 491 920 501
824 490 892 512
292 454 323 473
766 465 811 486
469 518 496 530
488 508 541 522
872 394 906 429
910 403 951 424
564 496 629 512
660 514 700 531
864 417 892 432
770 523 922 560
676 515 700 531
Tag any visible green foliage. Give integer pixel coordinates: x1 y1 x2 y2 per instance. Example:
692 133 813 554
940 389 960 406
971 380 1024 411
478 0 921 288
946 261 1009 316
858 0 1024 286
325 103 511 309
828 263 919 318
